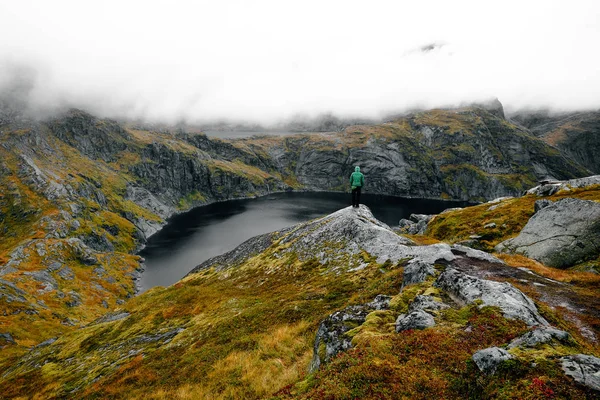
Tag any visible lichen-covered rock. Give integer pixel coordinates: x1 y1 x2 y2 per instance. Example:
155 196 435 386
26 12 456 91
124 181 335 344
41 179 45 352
527 175 600 196
367 294 392 310
0 279 29 305
434 268 548 326
56 266 75 281
264 206 459 272
397 214 434 235
534 199 553 213
0 332 15 346
280 205 415 265
472 347 514 374
309 305 371 372
408 295 450 313
496 198 600 268
66 238 99 266
508 326 571 349
395 311 435 332
561 354 600 392
65 291 82 308
402 259 436 287
24 271 57 294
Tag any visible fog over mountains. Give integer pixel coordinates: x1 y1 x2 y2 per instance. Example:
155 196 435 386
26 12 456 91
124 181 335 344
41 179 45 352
2 0 600 124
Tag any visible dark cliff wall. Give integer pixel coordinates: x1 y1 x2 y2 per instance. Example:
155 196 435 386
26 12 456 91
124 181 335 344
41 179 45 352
510 110 600 174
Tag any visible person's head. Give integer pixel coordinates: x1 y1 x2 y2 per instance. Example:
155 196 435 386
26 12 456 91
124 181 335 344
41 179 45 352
355 166 360 172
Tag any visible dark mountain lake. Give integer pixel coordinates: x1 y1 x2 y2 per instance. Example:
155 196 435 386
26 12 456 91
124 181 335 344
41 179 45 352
139 192 471 291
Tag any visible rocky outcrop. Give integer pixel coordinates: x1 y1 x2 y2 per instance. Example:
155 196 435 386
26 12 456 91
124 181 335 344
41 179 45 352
309 304 372 373
190 206 459 276
496 198 600 268
408 295 450 313
434 268 548 326
367 294 393 310
508 326 572 349
472 347 514 374
402 259 436 287
46 109 131 163
397 213 434 234
395 310 435 332
526 175 600 197
512 110 600 174
561 354 600 392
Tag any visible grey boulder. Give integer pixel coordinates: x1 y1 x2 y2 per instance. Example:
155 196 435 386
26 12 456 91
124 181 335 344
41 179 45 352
473 347 514 374
309 305 370 372
561 354 600 391
508 326 572 349
397 214 434 235
434 268 548 327
367 294 392 310
402 259 436 287
496 198 600 268
408 295 450 313
395 310 435 332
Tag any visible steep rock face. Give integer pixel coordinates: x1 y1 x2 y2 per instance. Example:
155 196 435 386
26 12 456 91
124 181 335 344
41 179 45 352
46 109 131 162
232 106 589 201
512 110 600 174
496 198 600 268
47 111 290 210
0 113 292 353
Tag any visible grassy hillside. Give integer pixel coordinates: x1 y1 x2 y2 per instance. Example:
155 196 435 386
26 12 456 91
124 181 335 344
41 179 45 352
427 183 600 271
0 106 598 398
1 206 599 398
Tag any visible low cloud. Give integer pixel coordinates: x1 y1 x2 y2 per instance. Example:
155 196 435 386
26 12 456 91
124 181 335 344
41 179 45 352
1 0 599 124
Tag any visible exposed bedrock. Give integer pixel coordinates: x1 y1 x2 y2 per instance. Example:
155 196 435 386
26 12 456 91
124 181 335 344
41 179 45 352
496 197 600 268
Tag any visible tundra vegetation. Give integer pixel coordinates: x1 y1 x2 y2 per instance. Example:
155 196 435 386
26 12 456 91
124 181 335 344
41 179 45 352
0 104 599 398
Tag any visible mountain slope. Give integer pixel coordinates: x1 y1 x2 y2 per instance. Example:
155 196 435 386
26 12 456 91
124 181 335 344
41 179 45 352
510 110 600 174
0 103 594 391
1 206 598 399
0 110 287 368
229 106 590 200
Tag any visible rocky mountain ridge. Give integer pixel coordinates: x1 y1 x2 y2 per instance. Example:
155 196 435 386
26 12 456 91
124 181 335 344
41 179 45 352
510 109 600 174
1 101 599 398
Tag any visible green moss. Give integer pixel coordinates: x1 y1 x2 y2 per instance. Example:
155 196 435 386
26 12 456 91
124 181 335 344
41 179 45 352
177 190 207 210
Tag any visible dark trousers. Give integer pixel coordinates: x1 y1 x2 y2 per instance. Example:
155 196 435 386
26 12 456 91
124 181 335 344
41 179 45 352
351 187 362 207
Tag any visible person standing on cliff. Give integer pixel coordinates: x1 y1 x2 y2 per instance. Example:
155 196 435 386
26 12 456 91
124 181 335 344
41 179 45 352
349 166 365 208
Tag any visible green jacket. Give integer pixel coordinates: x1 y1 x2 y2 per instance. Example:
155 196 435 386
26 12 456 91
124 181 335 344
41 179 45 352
350 166 365 188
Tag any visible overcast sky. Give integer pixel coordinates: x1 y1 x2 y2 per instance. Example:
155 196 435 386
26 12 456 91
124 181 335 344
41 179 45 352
1 0 599 123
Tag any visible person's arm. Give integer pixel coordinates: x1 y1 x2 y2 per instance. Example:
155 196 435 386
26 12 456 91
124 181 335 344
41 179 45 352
350 174 353 186
361 174 365 187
